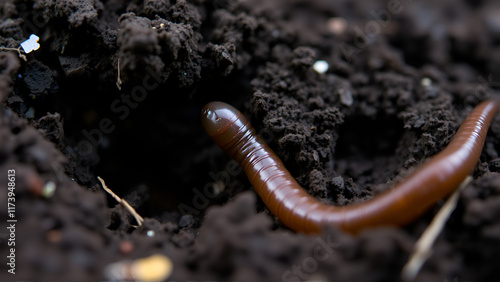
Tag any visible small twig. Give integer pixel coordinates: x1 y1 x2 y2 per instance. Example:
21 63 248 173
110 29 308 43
116 58 122 90
401 175 472 281
98 176 144 226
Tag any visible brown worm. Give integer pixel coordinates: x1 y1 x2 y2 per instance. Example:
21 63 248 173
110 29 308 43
201 100 498 233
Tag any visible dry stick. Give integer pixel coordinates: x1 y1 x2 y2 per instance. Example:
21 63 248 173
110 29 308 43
98 176 144 226
401 175 472 281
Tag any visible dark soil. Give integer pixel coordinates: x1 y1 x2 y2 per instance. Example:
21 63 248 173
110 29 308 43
1 0 500 280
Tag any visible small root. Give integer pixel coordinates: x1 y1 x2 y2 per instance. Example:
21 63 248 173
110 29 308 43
401 175 472 281
98 176 144 226
0 46 27 61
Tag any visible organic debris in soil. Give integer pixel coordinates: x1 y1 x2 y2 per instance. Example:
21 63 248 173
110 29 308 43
1 0 500 281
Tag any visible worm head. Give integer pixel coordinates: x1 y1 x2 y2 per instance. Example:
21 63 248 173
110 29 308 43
201 101 241 137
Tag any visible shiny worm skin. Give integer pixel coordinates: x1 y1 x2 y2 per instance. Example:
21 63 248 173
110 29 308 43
201 100 499 233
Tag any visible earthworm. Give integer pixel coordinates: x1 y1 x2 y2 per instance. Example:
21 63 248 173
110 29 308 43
201 100 498 233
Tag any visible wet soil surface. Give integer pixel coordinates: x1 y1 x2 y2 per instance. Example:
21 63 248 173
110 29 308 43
1 0 500 280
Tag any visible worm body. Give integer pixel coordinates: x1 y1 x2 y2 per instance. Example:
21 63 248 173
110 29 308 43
201 100 498 233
